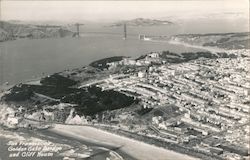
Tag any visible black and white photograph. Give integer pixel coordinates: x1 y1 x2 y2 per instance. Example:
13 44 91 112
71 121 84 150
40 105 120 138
0 0 249 160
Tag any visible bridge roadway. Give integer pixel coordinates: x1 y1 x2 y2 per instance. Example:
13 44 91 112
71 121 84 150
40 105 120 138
78 31 138 36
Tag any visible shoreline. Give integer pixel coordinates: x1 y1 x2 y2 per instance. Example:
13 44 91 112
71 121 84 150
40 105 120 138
49 124 199 160
167 39 226 53
142 37 226 53
40 126 134 160
0 125 130 160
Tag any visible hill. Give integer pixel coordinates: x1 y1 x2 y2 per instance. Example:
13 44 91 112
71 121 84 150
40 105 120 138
109 18 174 27
171 32 250 50
0 21 73 42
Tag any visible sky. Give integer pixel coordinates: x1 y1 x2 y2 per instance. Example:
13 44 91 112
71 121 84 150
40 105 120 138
0 0 249 22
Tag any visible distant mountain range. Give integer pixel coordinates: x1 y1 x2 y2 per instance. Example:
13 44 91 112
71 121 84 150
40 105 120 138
0 21 73 42
109 18 174 27
160 12 248 23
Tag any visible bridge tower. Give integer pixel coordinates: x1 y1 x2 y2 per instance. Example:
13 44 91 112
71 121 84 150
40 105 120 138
74 23 84 38
123 23 127 40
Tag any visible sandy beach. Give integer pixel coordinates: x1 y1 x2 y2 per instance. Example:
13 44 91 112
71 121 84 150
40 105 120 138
50 124 199 160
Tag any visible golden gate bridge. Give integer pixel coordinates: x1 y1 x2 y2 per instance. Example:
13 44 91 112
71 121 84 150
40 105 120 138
67 23 137 38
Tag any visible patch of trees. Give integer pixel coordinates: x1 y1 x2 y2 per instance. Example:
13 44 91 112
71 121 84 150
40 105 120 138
40 74 78 87
4 84 80 101
136 51 238 65
162 51 182 57
160 51 221 63
181 52 218 60
62 86 138 116
4 84 138 116
160 51 184 63
3 85 34 101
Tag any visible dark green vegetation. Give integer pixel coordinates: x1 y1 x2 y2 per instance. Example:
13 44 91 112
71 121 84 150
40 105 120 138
136 51 237 66
63 86 138 116
4 84 80 100
89 56 126 70
40 74 78 87
3 85 35 102
159 51 237 63
3 74 137 116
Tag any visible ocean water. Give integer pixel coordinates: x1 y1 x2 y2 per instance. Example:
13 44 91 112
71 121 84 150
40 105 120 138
0 32 203 85
0 19 248 85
